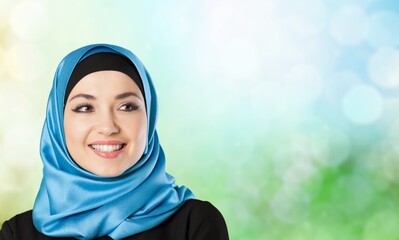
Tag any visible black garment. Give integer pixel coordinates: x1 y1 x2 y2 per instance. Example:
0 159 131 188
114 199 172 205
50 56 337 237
0 199 229 240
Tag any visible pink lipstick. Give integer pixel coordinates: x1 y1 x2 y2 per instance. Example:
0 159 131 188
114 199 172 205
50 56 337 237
88 140 126 159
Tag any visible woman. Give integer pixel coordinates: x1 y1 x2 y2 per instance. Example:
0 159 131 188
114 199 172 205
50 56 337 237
0 44 229 239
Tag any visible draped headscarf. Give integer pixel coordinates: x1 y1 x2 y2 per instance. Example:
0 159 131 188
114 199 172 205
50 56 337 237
32 43 195 239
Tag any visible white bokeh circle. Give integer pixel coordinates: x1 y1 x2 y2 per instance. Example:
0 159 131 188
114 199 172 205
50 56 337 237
330 6 368 45
368 47 399 88
342 84 384 125
367 11 399 48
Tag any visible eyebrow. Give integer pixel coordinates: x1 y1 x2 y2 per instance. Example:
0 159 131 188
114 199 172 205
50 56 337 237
68 94 95 102
115 92 142 100
68 92 142 102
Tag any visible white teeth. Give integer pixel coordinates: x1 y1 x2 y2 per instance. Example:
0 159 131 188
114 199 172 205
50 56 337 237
91 144 123 152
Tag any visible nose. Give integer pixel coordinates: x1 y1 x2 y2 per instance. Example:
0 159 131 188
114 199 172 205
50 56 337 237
95 112 120 136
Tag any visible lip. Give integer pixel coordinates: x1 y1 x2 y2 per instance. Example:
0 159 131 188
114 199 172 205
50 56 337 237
88 140 127 159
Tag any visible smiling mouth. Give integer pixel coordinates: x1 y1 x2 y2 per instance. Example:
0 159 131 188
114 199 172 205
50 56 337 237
89 144 126 152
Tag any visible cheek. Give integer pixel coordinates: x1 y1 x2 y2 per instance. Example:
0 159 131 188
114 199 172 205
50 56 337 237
64 118 89 148
64 119 79 163
130 117 148 149
64 118 74 147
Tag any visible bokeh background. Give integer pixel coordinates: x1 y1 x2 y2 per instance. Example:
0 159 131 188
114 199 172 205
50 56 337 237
1 0 399 239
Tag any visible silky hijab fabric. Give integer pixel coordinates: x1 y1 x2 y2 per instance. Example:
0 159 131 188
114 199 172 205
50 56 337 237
33 44 195 239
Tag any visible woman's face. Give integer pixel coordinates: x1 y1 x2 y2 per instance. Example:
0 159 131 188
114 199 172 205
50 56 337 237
64 70 147 177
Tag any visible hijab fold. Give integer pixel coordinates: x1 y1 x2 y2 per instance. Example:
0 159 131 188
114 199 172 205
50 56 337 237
32 44 194 239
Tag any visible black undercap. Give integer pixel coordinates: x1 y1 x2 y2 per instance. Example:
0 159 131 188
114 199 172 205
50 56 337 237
64 52 145 106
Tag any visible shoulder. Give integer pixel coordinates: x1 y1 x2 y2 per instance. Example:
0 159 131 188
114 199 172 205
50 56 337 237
4 210 34 225
181 199 225 220
1 210 49 240
179 199 229 240
1 210 32 239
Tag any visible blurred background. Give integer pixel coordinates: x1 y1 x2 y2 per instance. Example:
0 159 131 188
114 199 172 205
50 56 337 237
1 0 399 239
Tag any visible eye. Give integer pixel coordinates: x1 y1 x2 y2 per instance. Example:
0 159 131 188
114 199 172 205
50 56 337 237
71 104 94 113
119 102 139 112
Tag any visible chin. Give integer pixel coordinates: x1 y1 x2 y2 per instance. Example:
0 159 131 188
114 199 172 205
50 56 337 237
92 167 126 177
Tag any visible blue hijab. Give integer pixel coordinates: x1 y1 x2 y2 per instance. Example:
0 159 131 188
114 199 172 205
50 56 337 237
32 44 194 239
